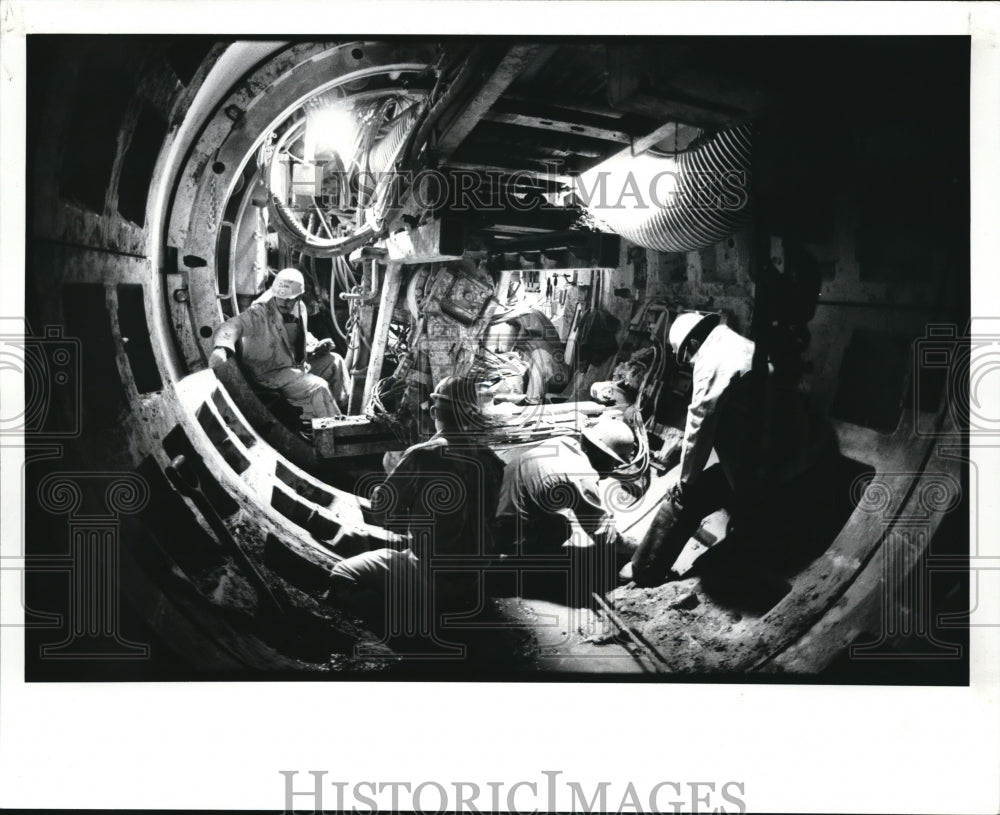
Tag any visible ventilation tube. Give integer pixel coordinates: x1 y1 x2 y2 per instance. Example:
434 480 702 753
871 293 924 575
581 124 753 253
367 103 421 173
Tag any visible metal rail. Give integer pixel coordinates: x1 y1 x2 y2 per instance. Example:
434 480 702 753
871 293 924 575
592 592 671 673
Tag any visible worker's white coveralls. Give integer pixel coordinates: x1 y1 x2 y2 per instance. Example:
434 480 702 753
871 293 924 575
212 290 348 419
629 323 830 586
678 324 757 492
679 324 817 493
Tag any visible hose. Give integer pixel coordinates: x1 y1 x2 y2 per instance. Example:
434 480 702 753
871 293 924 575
326 264 349 344
584 124 753 253
269 193 376 258
403 51 482 168
367 103 421 174
334 254 358 290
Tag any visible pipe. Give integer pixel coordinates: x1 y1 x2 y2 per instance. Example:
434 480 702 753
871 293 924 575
367 103 421 174
582 124 753 253
592 592 668 672
269 193 376 257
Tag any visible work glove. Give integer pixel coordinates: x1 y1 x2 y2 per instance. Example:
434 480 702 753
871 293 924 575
309 337 335 357
667 479 690 512
209 347 230 369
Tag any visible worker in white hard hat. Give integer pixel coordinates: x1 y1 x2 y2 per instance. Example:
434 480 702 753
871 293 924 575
210 268 348 421
325 375 505 644
494 414 639 559
626 310 831 588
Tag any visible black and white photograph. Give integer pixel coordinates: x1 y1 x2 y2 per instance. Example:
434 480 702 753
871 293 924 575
1 2 998 813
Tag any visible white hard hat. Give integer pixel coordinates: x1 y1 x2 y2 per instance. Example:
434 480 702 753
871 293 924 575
668 311 720 363
270 268 305 299
581 415 636 467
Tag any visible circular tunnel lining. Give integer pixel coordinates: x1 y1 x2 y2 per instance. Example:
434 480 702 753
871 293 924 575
26 38 969 677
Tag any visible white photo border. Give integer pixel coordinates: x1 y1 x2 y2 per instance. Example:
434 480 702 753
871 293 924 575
1 2 998 812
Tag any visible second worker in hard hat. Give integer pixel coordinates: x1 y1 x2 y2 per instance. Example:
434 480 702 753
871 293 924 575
209 268 349 421
494 415 637 555
324 375 506 646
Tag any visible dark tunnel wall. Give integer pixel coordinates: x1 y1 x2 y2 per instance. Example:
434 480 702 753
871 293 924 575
22 36 970 679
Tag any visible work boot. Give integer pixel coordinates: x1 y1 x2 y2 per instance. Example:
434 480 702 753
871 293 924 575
631 490 699 586
618 560 682 586
613 533 640 569
630 467 732 586
617 560 634 585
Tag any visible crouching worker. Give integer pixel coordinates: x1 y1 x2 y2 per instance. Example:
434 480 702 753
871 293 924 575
209 268 348 420
325 376 505 646
626 312 834 588
493 415 640 602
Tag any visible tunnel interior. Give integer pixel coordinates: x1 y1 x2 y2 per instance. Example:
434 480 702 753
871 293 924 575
22 35 970 680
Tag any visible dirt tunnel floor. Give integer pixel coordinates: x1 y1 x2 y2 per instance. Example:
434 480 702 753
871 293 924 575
198 462 834 676
322 467 773 676
605 578 762 673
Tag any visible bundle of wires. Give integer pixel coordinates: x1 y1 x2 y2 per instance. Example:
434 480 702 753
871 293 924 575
366 375 413 445
603 333 671 496
606 408 651 501
467 346 527 385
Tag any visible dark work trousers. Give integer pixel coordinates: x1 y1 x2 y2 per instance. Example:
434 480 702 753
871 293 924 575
629 456 840 587
629 465 734 587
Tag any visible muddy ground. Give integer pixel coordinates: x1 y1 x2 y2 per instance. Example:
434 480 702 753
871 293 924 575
196 464 824 676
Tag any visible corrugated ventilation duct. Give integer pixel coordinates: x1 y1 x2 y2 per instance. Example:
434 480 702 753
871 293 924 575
579 124 752 253
367 104 421 173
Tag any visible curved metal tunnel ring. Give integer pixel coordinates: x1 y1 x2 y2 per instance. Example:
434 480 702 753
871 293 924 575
26 39 967 676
